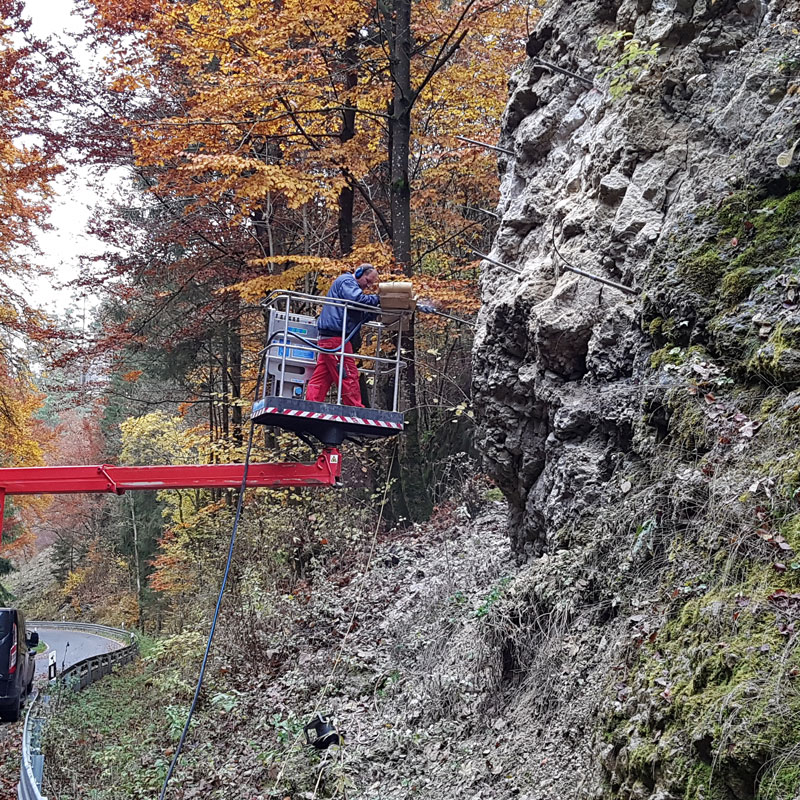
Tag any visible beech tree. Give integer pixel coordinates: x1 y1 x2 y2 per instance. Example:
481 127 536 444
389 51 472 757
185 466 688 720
82 0 523 272
0 0 61 275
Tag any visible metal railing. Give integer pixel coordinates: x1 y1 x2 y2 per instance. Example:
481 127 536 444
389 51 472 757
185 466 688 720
58 645 138 690
19 623 139 800
28 621 136 646
261 290 411 410
19 691 46 800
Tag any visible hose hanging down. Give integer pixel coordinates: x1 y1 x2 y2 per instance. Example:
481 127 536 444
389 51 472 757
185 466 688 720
158 415 259 799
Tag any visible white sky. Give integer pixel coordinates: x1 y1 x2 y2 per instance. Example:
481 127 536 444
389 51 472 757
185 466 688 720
16 0 127 318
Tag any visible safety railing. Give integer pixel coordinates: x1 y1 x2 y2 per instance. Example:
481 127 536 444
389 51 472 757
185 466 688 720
19 623 139 800
58 644 138 690
19 691 46 800
260 290 411 410
28 621 136 646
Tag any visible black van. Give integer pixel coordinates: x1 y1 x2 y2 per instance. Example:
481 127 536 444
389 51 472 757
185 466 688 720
0 609 38 721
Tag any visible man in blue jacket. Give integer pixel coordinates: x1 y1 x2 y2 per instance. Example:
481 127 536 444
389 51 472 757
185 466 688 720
306 264 380 407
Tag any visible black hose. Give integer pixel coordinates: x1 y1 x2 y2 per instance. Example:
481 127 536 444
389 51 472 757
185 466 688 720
158 365 263 800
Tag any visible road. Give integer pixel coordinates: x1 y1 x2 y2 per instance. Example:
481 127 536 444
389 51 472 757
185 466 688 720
30 625 125 680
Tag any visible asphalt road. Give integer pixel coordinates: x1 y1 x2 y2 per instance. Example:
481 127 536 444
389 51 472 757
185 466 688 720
31 626 124 680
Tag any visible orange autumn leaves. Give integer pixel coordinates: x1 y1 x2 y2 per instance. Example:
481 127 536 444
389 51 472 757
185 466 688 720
0 2 69 552
0 1 57 472
86 0 530 304
0 3 60 268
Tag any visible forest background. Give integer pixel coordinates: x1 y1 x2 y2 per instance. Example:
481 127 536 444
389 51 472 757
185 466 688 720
0 0 532 632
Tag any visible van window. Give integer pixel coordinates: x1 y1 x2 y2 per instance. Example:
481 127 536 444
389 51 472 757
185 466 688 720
16 613 26 654
0 611 23 656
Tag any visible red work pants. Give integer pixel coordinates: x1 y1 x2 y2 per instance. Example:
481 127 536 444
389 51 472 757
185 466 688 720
306 337 363 407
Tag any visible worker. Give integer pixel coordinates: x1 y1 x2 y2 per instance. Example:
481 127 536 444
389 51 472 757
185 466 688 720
306 264 380 407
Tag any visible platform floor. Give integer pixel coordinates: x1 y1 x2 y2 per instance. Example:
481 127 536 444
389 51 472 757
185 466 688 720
251 396 404 445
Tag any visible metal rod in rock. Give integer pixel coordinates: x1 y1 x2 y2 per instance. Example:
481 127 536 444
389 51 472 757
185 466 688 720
426 308 476 328
560 263 637 295
454 203 498 219
455 135 515 157
532 57 594 88
472 250 522 274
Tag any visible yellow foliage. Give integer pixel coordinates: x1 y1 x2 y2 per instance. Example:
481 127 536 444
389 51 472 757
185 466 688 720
65 565 90 594
120 412 217 527
230 243 395 303
61 543 139 625
87 0 532 300
120 411 206 466
0 370 47 470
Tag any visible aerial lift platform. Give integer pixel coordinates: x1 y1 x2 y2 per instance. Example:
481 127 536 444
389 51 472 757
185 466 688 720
251 288 410 445
0 286 414 543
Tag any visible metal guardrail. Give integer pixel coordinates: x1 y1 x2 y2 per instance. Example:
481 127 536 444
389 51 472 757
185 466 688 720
28 621 136 645
19 691 45 800
58 643 138 690
19 622 139 800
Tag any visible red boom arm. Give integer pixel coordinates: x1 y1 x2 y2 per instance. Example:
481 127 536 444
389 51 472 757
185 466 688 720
0 448 342 544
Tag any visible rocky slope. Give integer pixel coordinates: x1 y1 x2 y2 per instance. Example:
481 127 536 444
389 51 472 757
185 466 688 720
472 0 800 798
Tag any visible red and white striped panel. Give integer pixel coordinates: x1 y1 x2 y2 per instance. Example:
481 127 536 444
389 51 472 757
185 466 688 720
261 406 403 430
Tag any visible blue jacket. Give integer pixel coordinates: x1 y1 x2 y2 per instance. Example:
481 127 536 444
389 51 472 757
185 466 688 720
317 273 380 338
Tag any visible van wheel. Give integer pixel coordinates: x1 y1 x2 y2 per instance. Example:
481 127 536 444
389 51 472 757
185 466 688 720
0 696 20 723
26 679 33 695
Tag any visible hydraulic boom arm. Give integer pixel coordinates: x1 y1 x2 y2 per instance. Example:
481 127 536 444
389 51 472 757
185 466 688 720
0 448 342 543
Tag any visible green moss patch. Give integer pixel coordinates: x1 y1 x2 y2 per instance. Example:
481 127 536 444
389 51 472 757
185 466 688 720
758 763 800 800
604 577 800 799
746 323 800 386
647 186 800 390
684 189 800 307
720 265 763 306
677 244 727 297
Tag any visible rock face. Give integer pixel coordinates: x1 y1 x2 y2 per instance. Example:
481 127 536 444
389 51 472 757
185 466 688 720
475 0 800 558
473 1 800 798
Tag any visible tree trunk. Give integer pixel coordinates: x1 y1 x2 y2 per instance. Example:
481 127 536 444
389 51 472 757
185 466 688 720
338 34 358 256
387 0 431 520
230 317 242 447
128 493 142 629
389 0 412 274
209 351 220 502
251 141 285 270
221 332 229 442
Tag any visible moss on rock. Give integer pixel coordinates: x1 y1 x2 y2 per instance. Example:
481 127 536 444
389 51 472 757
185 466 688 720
677 244 726 297
646 186 800 389
685 762 728 800
758 763 800 800
747 323 800 386
604 577 800 799
603 183 800 800
650 345 685 369
598 392 800 800
720 265 762 306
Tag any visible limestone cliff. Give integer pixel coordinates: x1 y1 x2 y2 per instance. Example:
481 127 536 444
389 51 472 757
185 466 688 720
473 0 800 798
476 0 798 556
